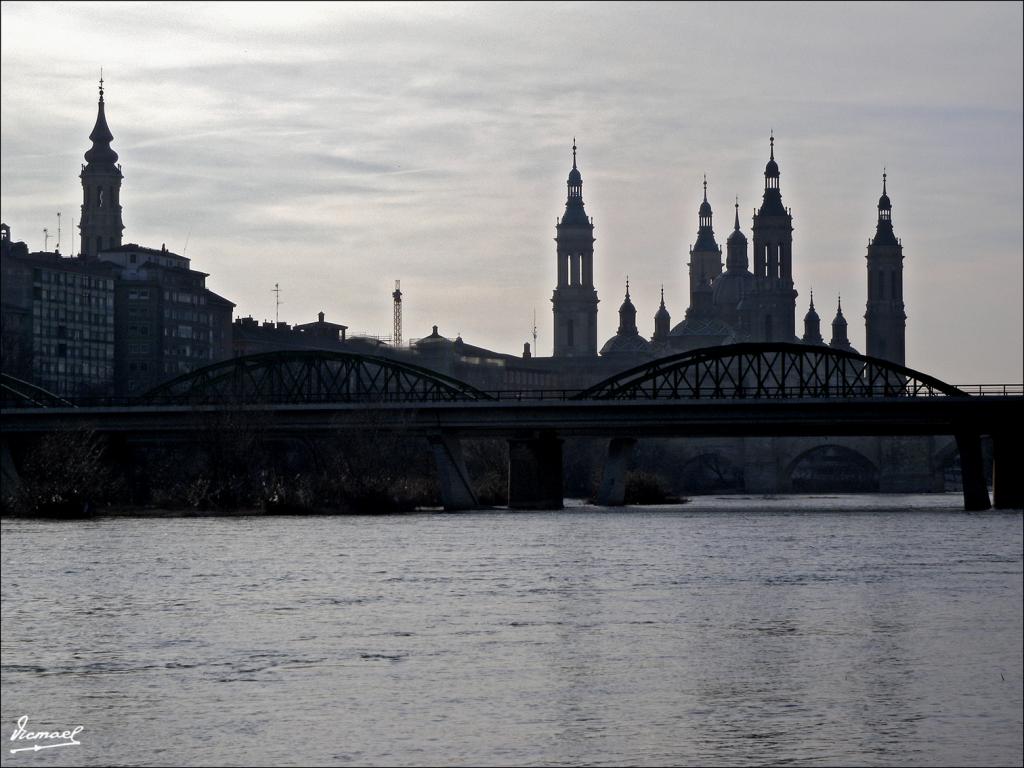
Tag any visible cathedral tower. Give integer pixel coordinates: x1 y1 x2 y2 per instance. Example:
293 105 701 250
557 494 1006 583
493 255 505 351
686 176 722 320
551 141 598 357
864 172 906 365
750 133 797 341
79 76 124 259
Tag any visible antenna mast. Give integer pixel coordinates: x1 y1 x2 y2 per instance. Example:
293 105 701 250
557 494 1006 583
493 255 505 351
392 279 403 347
56 212 61 252
43 228 50 251
272 282 282 324
532 307 538 350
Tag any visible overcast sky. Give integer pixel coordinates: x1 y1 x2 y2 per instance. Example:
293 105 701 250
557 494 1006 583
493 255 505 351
2 1 1021 383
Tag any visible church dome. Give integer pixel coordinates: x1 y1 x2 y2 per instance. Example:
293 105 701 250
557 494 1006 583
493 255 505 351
619 292 636 318
726 226 746 245
712 269 754 308
698 198 712 217
568 165 582 185
669 316 736 340
600 332 651 357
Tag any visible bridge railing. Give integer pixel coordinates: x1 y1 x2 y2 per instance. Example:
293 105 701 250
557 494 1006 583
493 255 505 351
3 386 1022 409
951 384 1024 397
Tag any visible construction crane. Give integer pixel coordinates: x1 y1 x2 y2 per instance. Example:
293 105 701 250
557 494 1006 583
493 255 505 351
392 280 403 347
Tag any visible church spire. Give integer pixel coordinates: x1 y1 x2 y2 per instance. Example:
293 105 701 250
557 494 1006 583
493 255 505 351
652 284 671 343
803 289 823 345
694 175 717 250
830 294 852 351
871 169 898 247
564 139 585 211
617 277 638 335
79 74 124 258
85 73 118 167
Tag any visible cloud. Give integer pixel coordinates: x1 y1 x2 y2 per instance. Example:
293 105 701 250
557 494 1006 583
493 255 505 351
2 2 1021 381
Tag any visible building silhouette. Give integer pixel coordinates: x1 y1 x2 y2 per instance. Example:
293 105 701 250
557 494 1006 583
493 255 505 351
1 79 234 397
1 224 116 397
565 134 904 367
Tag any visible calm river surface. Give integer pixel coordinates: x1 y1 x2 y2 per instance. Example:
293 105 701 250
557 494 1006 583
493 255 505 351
2 495 1022 767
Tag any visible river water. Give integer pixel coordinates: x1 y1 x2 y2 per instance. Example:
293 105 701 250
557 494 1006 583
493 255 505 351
1 495 1021 767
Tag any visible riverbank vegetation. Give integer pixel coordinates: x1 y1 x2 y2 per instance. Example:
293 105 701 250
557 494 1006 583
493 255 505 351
1 428 688 517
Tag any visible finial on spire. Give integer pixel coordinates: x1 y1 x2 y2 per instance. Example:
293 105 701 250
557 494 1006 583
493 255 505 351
572 137 577 169
770 130 774 160
660 284 665 306
703 174 708 201
837 293 842 313
809 288 815 311
882 167 887 195
99 68 104 102
734 197 740 230
625 275 630 298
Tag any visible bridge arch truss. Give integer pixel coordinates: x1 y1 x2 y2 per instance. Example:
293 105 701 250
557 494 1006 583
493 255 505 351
576 343 967 400
142 350 495 405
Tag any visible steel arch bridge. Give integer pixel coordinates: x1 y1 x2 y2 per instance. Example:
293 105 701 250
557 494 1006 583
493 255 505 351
142 350 495 405
575 343 967 400
0 373 76 409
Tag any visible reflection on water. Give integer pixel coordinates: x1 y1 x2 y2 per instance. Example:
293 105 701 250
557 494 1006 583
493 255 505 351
1 495 1021 767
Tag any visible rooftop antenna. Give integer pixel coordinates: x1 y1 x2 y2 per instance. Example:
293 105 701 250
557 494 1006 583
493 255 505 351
532 307 537 350
43 228 50 251
56 212 61 252
392 279 403 347
272 282 282 324
183 229 191 255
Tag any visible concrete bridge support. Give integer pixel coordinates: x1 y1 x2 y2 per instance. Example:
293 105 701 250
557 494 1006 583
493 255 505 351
956 433 991 511
597 438 636 506
992 433 1023 509
508 434 563 509
1 438 20 502
429 436 478 511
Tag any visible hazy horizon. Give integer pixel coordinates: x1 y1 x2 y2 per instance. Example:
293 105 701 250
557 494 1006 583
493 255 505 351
2 1 1021 383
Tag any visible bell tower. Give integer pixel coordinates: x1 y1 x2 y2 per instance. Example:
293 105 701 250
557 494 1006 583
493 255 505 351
685 176 722 320
750 133 797 341
864 171 906 365
79 75 124 259
551 140 599 357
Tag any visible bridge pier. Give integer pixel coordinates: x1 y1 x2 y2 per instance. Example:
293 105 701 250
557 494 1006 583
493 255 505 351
955 433 991 511
992 433 1023 509
429 436 478 511
1 438 20 501
597 437 636 506
508 434 563 510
